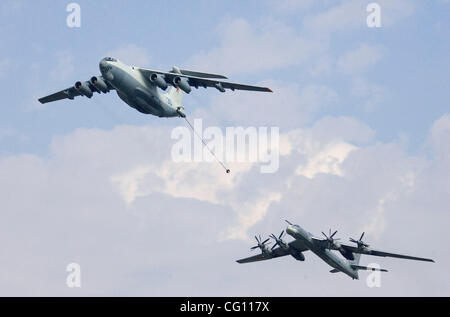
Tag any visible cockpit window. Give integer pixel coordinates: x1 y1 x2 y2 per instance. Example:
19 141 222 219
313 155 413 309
104 57 117 62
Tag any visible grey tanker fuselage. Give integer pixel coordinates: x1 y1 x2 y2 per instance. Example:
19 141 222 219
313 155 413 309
99 58 182 117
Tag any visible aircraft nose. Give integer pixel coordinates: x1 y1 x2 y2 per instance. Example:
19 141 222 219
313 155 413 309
99 59 107 72
286 225 296 235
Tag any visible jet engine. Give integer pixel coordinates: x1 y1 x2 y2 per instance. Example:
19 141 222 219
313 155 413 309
173 76 191 94
74 81 93 98
150 73 168 90
214 83 226 93
90 76 109 93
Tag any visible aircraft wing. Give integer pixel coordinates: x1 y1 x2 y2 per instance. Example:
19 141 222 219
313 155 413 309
236 247 289 264
137 68 272 93
339 244 435 263
311 237 330 249
236 239 309 264
288 238 309 252
38 76 114 104
38 87 81 104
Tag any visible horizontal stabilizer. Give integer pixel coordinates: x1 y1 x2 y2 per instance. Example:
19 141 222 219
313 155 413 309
330 269 340 273
351 265 388 272
180 69 228 79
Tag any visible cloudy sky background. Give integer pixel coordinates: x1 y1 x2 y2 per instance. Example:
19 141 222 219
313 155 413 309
0 0 449 296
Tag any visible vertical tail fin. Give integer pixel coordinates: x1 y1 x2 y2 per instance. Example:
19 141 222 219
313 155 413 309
167 87 184 107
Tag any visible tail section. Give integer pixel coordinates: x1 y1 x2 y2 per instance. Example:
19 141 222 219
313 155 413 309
351 265 388 272
179 69 227 79
350 254 388 272
170 65 227 79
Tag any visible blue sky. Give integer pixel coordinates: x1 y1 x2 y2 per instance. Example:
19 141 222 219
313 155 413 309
1 0 449 155
0 0 449 296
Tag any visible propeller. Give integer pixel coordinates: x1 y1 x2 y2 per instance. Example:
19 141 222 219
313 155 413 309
251 235 270 251
350 232 369 248
270 230 285 250
321 229 340 248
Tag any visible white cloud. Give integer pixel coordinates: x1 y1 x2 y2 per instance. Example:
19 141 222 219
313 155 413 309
295 142 357 179
337 44 386 74
429 113 450 157
302 0 367 33
0 114 448 295
193 82 338 129
309 116 376 145
223 192 282 241
2 0 448 297
303 0 415 33
187 18 326 75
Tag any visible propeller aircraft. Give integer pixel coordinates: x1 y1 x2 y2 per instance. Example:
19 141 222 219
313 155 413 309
237 221 435 280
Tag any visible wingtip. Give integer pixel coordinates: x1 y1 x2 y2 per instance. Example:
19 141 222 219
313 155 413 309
266 88 273 93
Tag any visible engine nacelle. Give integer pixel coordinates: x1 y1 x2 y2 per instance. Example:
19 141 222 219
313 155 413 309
292 251 305 261
332 241 351 259
74 81 93 98
339 248 355 260
173 76 191 94
90 76 109 93
150 73 168 90
214 83 226 93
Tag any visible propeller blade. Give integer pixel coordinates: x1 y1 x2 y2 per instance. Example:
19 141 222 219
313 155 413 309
322 231 328 239
271 243 278 250
251 246 259 250
285 220 293 225
255 236 260 243
262 238 270 245
330 230 338 238
279 230 284 239
360 232 365 240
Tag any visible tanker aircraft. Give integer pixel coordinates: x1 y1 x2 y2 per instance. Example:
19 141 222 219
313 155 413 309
39 57 272 118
